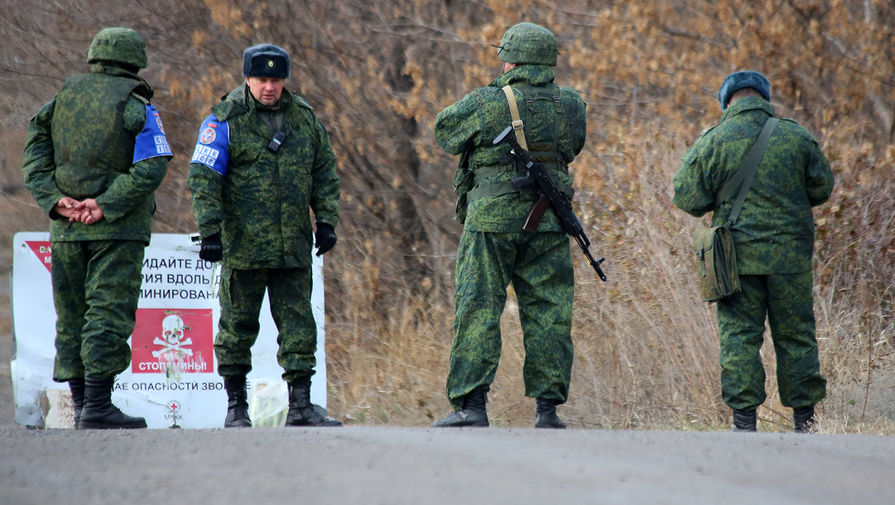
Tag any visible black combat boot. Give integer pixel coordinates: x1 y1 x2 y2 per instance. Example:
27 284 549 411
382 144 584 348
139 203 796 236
534 398 566 429
793 406 816 433
731 409 757 432
432 386 489 427
69 378 85 429
78 377 147 429
285 376 342 427
223 375 252 428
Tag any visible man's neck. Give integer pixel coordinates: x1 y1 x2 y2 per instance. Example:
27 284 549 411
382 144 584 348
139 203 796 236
255 98 281 111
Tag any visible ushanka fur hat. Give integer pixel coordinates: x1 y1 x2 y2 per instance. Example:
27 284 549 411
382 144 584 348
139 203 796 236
718 70 770 110
242 44 289 79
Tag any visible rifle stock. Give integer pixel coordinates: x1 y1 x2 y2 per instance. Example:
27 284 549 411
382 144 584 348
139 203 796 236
522 196 549 232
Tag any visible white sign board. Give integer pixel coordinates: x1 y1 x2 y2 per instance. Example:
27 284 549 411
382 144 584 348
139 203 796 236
11 232 327 428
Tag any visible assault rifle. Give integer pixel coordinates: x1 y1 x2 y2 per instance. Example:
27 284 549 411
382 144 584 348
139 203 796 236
493 125 607 281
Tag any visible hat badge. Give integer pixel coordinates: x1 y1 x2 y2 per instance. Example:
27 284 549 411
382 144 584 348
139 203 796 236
267 59 274 68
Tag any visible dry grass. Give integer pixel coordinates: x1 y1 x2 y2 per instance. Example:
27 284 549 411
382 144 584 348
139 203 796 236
2 0 893 433
3 117 892 433
324 122 895 434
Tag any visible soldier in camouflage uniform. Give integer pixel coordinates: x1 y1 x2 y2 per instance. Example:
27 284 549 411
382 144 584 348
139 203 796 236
188 44 342 428
22 27 171 429
432 22 587 428
673 71 834 432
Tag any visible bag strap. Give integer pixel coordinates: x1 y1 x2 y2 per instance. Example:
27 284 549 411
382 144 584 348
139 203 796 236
501 85 528 150
717 117 779 225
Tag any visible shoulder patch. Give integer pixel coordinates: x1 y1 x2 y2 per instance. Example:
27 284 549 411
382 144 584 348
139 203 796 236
190 114 230 176
132 104 173 164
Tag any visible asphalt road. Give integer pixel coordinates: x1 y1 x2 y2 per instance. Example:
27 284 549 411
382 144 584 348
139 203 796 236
2 425 893 505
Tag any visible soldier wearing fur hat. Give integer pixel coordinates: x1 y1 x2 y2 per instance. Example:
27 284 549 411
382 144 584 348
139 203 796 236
188 43 342 427
22 27 172 429
673 70 834 433
432 22 587 428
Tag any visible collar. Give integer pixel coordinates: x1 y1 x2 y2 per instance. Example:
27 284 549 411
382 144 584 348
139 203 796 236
720 96 775 122
489 64 556 88
90 63 154 100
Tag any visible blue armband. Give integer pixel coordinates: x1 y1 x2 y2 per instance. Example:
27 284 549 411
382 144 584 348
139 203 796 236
190 115 230 176
132 104 173 163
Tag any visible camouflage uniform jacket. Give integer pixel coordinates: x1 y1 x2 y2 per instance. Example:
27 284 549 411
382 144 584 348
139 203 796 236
188 84 340 269
673 97 834 274
434 65 586 232
22 64 170 243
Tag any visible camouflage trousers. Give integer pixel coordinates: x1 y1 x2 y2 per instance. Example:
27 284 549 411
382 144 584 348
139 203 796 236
447 229 574 410
51 240 145 381
717 271 826 411
215 266 317 382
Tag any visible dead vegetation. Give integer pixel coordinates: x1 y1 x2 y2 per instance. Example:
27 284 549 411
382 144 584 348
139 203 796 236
0 0 892 432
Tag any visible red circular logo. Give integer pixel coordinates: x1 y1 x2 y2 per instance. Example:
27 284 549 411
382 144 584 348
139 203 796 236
199 127 216 145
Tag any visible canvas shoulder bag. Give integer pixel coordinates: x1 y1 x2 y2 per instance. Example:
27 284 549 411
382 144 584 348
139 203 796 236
692 117 779 302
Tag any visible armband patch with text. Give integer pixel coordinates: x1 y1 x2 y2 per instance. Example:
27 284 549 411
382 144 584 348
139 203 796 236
190 114 230 176
132 104 173 163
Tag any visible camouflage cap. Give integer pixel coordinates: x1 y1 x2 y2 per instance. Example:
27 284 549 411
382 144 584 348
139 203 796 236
243 44 290 78
497 22 558 67
718 70 771 110
87 27 147 69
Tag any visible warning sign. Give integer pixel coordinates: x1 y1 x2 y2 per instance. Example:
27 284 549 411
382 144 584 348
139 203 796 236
25 241 52 273
131 308 214 376
11 232 327 428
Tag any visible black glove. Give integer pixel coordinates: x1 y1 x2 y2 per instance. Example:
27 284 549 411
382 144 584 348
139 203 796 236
314 222 337 256
199 233 223 262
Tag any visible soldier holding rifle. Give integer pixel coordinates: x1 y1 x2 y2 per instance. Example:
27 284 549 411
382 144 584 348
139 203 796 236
433 22 602 428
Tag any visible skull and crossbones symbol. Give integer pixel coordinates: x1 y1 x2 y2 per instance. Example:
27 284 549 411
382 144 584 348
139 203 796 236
152 314 193 358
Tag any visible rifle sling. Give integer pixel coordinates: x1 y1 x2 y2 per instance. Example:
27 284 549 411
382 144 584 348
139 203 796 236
502 85 528 150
